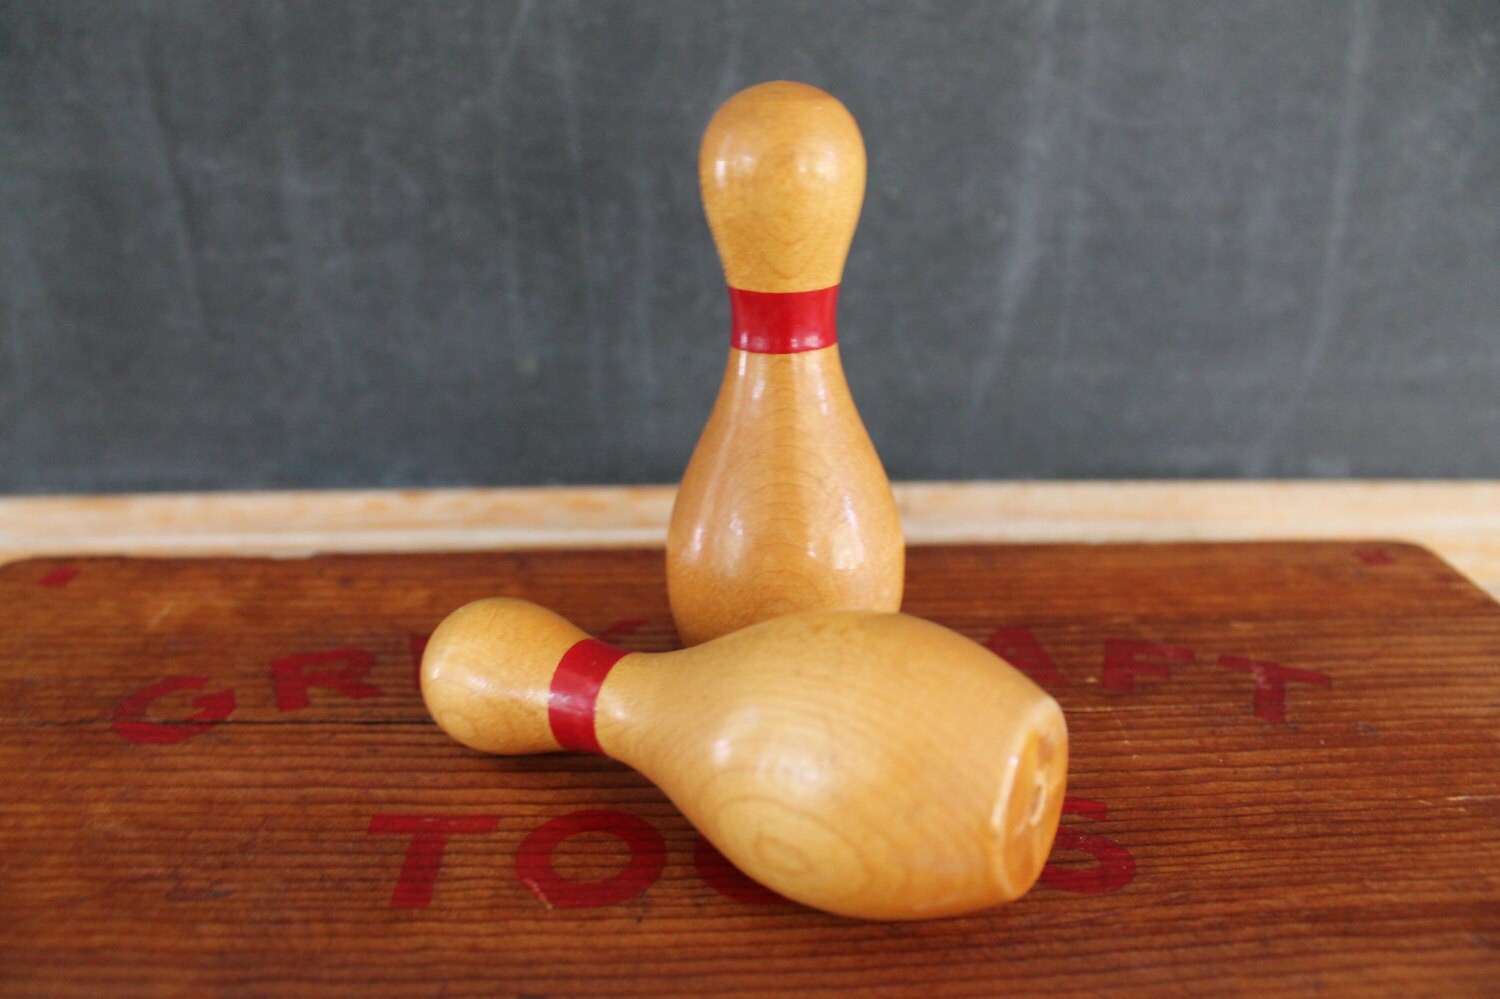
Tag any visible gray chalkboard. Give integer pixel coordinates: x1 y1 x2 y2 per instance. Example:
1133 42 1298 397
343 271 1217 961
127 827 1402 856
2 0 1498 492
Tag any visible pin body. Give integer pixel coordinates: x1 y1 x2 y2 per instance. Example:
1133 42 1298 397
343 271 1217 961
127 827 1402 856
669 345 903 645
668 81 903 645
422 598 1069 920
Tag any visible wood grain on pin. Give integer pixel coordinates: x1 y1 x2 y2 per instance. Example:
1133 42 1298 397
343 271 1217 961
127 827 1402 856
421 597 1067 920
669 81 903 645
699 80 865 292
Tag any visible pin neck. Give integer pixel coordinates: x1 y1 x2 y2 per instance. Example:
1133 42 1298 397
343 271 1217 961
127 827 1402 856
547 638 628 755
728 285 839 354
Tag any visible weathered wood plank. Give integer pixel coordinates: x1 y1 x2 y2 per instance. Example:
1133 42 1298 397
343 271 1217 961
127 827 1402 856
1 543 1496 996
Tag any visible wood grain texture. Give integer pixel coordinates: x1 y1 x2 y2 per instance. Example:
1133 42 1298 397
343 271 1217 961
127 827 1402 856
667 348 903 644
422 599 1066 919
6 482 1499 601
700 81 865 293
668 80 901 643
2 543 1497 994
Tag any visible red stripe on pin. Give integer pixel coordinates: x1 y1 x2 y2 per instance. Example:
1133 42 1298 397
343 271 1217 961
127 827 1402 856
548 639 629 754
729 285 839 353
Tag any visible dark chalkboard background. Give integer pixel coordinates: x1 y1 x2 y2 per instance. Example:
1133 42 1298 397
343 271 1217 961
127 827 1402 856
2 0 1497 493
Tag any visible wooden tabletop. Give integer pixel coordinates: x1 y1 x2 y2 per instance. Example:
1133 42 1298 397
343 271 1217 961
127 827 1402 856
4 541 1497 994
3 481 1499 597
4 483 1499 994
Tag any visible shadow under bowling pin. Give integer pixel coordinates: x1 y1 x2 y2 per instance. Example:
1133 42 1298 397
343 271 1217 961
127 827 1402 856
422 597 1069 920
668 81 904 646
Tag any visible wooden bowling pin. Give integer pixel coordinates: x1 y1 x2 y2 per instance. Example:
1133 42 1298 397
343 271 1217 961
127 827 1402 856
421 598 1068 920
667 81 904 646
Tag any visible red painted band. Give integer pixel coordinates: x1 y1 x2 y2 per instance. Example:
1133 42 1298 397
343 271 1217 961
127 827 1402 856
548 639 628 755
729 285 839 353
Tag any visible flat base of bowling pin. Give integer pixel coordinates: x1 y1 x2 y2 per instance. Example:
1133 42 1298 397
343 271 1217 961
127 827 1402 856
991 698 1070 902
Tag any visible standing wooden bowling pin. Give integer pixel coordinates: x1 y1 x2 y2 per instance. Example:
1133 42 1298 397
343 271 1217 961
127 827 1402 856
422 598 1068 920
668 81 904 645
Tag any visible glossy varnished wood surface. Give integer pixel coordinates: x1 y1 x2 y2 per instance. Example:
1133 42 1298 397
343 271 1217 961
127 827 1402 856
667 347 903 644
1 543 1497 994
423 599 1066 919
699 80 864 294
669 81 902 643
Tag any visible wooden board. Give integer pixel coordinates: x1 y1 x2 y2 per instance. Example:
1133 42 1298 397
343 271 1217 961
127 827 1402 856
1 543 1497 996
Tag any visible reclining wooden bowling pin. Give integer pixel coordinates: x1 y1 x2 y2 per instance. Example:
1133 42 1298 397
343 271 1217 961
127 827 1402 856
421 598 1068 920
668 81 904 645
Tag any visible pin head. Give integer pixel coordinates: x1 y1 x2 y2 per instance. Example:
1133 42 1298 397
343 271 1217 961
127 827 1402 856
700 81 866 293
